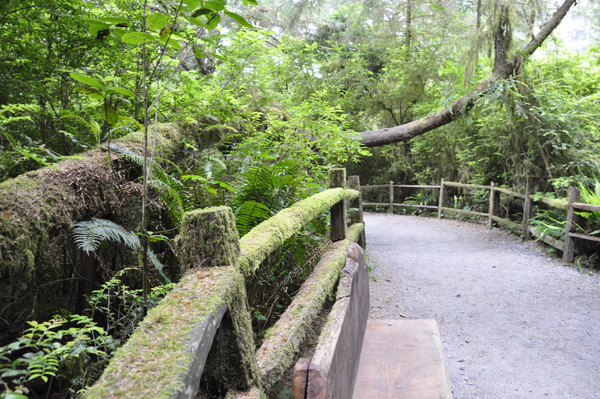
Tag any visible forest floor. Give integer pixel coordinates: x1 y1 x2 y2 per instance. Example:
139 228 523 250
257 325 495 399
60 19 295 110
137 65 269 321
364 212 600 399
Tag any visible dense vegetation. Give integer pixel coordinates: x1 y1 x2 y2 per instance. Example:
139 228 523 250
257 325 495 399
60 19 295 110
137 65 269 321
1 0 599 397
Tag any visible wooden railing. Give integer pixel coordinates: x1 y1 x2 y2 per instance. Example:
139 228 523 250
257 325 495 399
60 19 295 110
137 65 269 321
84 169 366 399
362 177 600 262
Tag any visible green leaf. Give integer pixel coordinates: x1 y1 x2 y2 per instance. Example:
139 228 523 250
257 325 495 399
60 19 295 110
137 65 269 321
74 86 101 96
182 0 201 9
207 13 221 30
205 1 225 11
191 8 212 17
224 11 252 27
108 86 135 98
70 73 104 90
5 394 29 399
100 17 130 25
185 16 209 29
161 36 182 50
84 19 110 37
207 52 226 62
99 103 119 125
121 32 156 45
146 13 168 30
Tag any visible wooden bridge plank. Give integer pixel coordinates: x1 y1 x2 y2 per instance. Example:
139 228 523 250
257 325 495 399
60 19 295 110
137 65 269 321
352 319 452 399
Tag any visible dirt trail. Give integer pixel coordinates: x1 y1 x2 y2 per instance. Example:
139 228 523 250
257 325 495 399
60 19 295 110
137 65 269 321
364 212 600 399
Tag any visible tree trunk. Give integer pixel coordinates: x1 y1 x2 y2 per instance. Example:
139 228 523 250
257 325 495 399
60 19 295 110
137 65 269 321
358 0 577 148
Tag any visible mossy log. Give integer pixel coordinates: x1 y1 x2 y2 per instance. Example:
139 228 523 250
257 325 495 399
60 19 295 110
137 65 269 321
0 123 184 338
238 188 359 277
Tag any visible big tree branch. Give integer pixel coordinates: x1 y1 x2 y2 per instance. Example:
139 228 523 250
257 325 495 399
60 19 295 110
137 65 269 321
358 0 577 148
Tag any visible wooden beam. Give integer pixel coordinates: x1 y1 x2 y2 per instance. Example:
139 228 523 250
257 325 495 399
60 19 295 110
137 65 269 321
438 179 445 219
330 169 347 242
563 187 580 262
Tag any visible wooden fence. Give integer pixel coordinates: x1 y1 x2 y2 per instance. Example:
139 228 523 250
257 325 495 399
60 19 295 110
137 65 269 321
85 169 366 399
362 177 600 262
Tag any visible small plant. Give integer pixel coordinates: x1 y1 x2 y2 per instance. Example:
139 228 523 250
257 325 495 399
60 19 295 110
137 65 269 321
577 180 600 234
529 208 567 241
0 315 108 398
88 272 175 342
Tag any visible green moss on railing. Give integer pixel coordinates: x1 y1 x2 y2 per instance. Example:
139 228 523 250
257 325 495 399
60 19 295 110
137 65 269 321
238 188 356 277
255 239 351 389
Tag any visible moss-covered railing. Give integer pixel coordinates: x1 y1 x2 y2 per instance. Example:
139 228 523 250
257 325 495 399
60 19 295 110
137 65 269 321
85 169 367 399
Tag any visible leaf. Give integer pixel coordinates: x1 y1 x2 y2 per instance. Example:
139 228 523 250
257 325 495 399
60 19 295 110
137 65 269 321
74 87 101 95
84 19 110 37
147 13 168 30
108 86 135 98
207 52 226 61
100 17 130 25
161 36 182 50
182 0 201 9
191 8 212 17
99 102 119 125
159 24 172 39
207 13 221 30
205 1 225 11
185 16 209 29
70 73 104 90
224 11 252 28
121 32 156 45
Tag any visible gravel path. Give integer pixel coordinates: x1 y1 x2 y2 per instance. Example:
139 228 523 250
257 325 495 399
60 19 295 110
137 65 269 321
364 212 600 399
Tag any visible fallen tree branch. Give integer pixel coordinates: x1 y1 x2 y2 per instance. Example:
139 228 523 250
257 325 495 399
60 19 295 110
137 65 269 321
358 0 577 148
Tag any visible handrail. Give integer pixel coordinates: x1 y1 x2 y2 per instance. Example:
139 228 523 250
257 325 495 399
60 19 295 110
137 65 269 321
360 178 599 262
239 188 359 277
86 169 367 399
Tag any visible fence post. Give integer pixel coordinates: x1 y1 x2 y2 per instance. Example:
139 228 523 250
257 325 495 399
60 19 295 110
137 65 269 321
175 206 260 393
438 179 445 219
563 187 580 262
389 181 394 214
348 175 366 249
330 168 347 242
523 176 538 240
488 182 500 227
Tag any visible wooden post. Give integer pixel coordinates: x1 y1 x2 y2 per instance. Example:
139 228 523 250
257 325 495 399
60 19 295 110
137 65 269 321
175 206 260 392
488 182 500 227
330 168 347 242
563 187 580 262
348 175 366 249
389 181 394 214
438 179 445 219
523 176 538 240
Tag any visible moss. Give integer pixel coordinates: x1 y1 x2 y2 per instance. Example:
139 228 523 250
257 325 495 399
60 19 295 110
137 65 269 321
174 206 240 272
85 266 242 399
224 387 268 399
238 188 357 277
0 123 184 334
255 239 351 389
346 223 365 244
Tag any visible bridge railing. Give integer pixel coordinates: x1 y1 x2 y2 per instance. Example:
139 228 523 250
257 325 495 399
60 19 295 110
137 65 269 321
85 169 366 399
361 178 600 262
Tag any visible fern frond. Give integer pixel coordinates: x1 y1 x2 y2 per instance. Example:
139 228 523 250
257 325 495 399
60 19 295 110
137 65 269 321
72 218 170 283
235 201 272 236
73 218 140 254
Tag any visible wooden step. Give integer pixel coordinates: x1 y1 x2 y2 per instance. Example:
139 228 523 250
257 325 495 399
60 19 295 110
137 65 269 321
351 319 452 399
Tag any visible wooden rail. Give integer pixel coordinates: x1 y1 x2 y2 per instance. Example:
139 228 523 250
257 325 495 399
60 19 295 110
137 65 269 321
361 177 600 262
86 169 367 399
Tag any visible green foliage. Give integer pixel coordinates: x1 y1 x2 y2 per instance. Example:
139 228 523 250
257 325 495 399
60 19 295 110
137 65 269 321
529 208 567 241
72 218 170 283
577 180 600 229
0 314 108 398
88 273 175 343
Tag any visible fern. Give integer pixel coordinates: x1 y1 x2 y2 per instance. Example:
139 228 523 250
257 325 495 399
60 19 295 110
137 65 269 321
232 161 303 236
72 218 170 283
107 146 185 222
